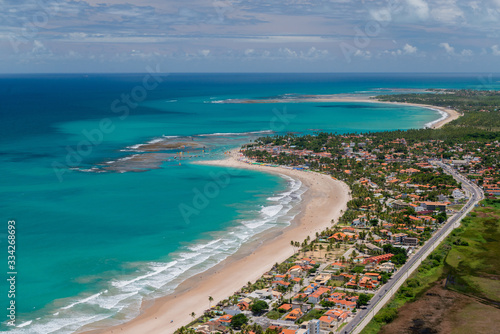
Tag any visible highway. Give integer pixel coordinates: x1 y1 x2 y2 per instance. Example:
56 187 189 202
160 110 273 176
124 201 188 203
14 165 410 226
342 162 484 334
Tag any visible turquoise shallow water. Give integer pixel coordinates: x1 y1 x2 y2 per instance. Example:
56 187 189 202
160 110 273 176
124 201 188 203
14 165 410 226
1 73 499 333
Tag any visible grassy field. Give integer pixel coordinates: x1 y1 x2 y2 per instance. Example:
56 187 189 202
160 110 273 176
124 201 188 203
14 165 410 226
360 198 500 334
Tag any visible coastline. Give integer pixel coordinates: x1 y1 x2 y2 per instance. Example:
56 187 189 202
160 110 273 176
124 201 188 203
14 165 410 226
80 97 458 334
219 95 461 129
83 150 350 334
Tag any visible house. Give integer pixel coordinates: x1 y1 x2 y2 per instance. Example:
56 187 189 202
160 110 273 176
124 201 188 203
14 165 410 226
402 237 418 246
280 329 296 334
248 287 282 301
363 253 394 265
223 306 241 316
304 283 319 293
328 232 357 242
365 243 382 253
278 304 292 312
284 308 304 321
391 233 408 243
314 273 331 285
377 261 395 273
218 314 233 326
206 320 229 333
238 301 249 311
351 218 366 227
419 201 448 212
319 315 337 331
287 265 304 279
392 200 410 210
330 262 346 272
272 280 291 288
291 301 311 313
334 298 357 310
307 287 330 304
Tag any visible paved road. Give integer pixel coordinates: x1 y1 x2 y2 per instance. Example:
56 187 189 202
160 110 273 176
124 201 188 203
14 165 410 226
341 162 484 334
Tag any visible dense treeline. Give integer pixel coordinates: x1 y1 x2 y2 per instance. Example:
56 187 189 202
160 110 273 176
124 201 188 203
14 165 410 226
377 90 500 130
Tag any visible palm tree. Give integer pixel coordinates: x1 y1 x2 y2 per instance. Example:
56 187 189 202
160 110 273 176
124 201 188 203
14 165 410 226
190 311 196 322
208 296 213 309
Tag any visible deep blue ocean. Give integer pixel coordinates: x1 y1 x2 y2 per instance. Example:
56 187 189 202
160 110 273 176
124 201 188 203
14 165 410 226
1 73 499 333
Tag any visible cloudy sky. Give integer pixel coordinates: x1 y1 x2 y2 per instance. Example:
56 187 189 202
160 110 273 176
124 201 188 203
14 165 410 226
1 0 500 73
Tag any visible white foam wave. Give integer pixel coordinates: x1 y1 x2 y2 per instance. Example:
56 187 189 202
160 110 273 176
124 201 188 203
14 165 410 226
196 130 273 137
147 138 164 144
16 320 32 328
261 204 284 218
61 291 105 310
112 261 178 288
15 173 306 334
423 108 448 128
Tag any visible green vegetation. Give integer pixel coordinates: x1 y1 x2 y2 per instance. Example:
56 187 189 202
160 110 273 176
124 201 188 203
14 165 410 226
360 199 500 334
357 293 372 307
266 310 282 320
377 90 500 130
230 313 248 329
444 198 500 302
382 244 408 266
410 171 459 188
250 300 269 315
297 309 325 324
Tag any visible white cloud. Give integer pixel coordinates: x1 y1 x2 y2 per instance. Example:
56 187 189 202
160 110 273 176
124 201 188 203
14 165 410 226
279 48 297 58
300 47 328 59
369 8 392 23
439 42 455 54
199 49 210 57
439 42 475 57
405 0 430 20
461 49 473 56
492 45 500 56
387 43 418 56
354 50 371 59
244 48 254 56
431 3 464 25
68 32 88 40
403 43 418 54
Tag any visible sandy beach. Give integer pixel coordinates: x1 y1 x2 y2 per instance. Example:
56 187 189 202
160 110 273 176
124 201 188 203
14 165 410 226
84 151 350 334
81 96 457 334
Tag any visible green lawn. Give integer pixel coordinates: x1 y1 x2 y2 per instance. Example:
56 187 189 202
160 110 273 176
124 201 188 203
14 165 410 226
360 198 500 333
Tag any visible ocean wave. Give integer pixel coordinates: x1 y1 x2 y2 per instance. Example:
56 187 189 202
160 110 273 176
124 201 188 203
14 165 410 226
16 321 32 328
122 137 178 152
423 108 448 128
60 291 105 310
12 174 306 334
261 204 284 218
196 130 273 137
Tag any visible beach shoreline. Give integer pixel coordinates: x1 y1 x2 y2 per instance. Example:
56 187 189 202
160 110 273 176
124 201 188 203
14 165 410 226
83 150 350 334
80 96 459 334
218 95 461 129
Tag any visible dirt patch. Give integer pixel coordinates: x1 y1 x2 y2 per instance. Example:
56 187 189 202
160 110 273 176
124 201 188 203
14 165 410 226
379 280 500 334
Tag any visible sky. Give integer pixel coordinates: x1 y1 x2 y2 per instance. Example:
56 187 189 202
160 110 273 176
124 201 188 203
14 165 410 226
1 0 500 73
